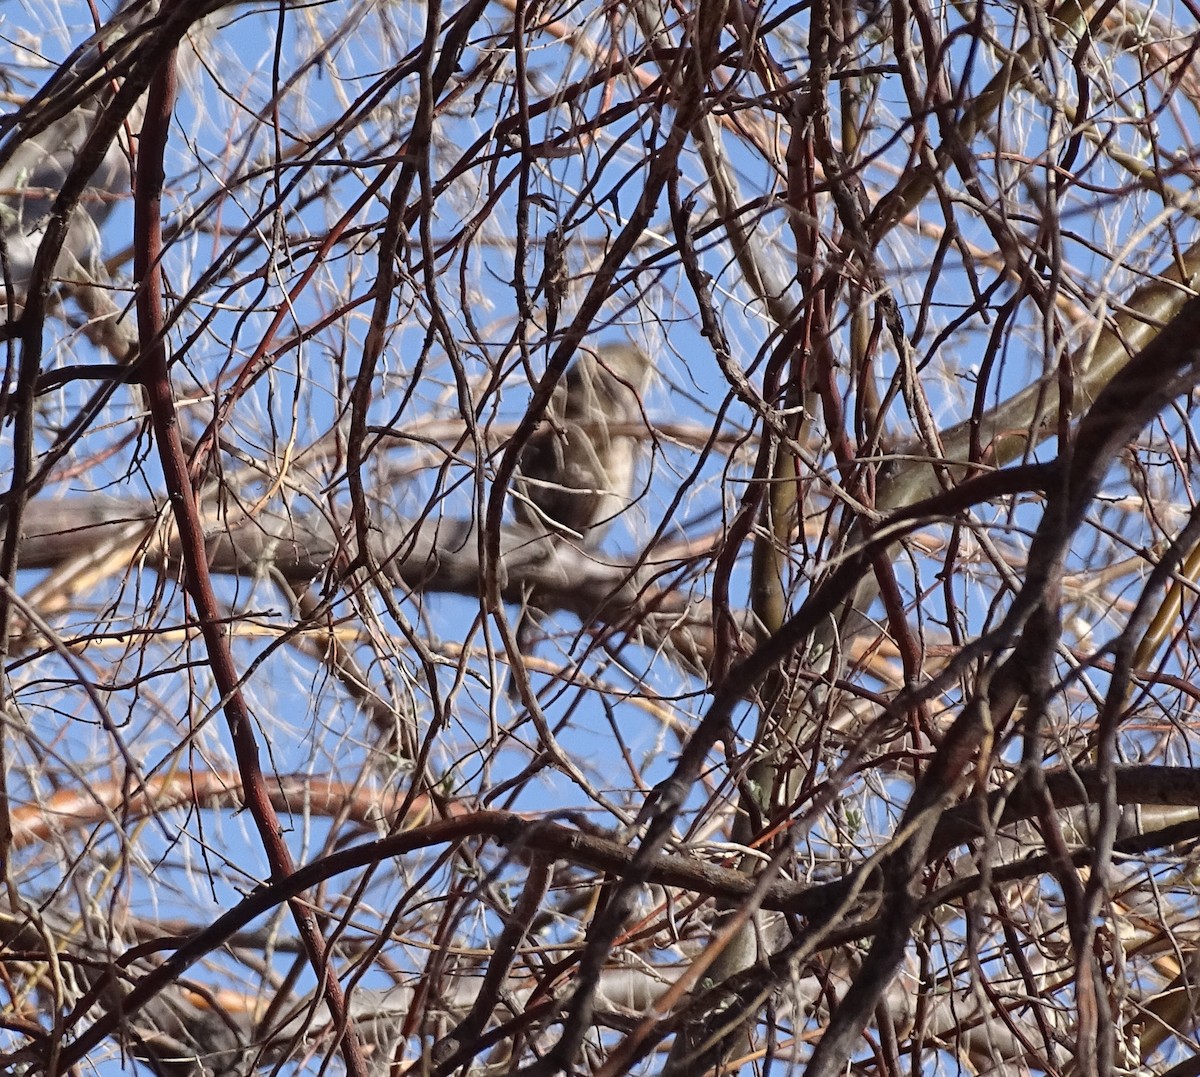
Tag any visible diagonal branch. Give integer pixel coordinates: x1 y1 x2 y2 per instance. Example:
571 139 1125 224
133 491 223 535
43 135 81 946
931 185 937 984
126 44 367 1077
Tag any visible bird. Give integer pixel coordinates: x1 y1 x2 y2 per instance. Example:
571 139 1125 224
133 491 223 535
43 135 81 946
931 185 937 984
512 341 652 544
508 341 652 694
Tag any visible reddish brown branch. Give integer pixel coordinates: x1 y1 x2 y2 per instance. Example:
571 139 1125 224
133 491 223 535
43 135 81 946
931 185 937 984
806 293 1200 1077
42 762 1200 1072
128 48 367 1077
8 771 456 850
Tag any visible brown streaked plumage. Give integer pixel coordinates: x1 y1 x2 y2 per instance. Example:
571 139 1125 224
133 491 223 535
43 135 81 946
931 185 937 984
512 342 652 543
508 342 652 695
